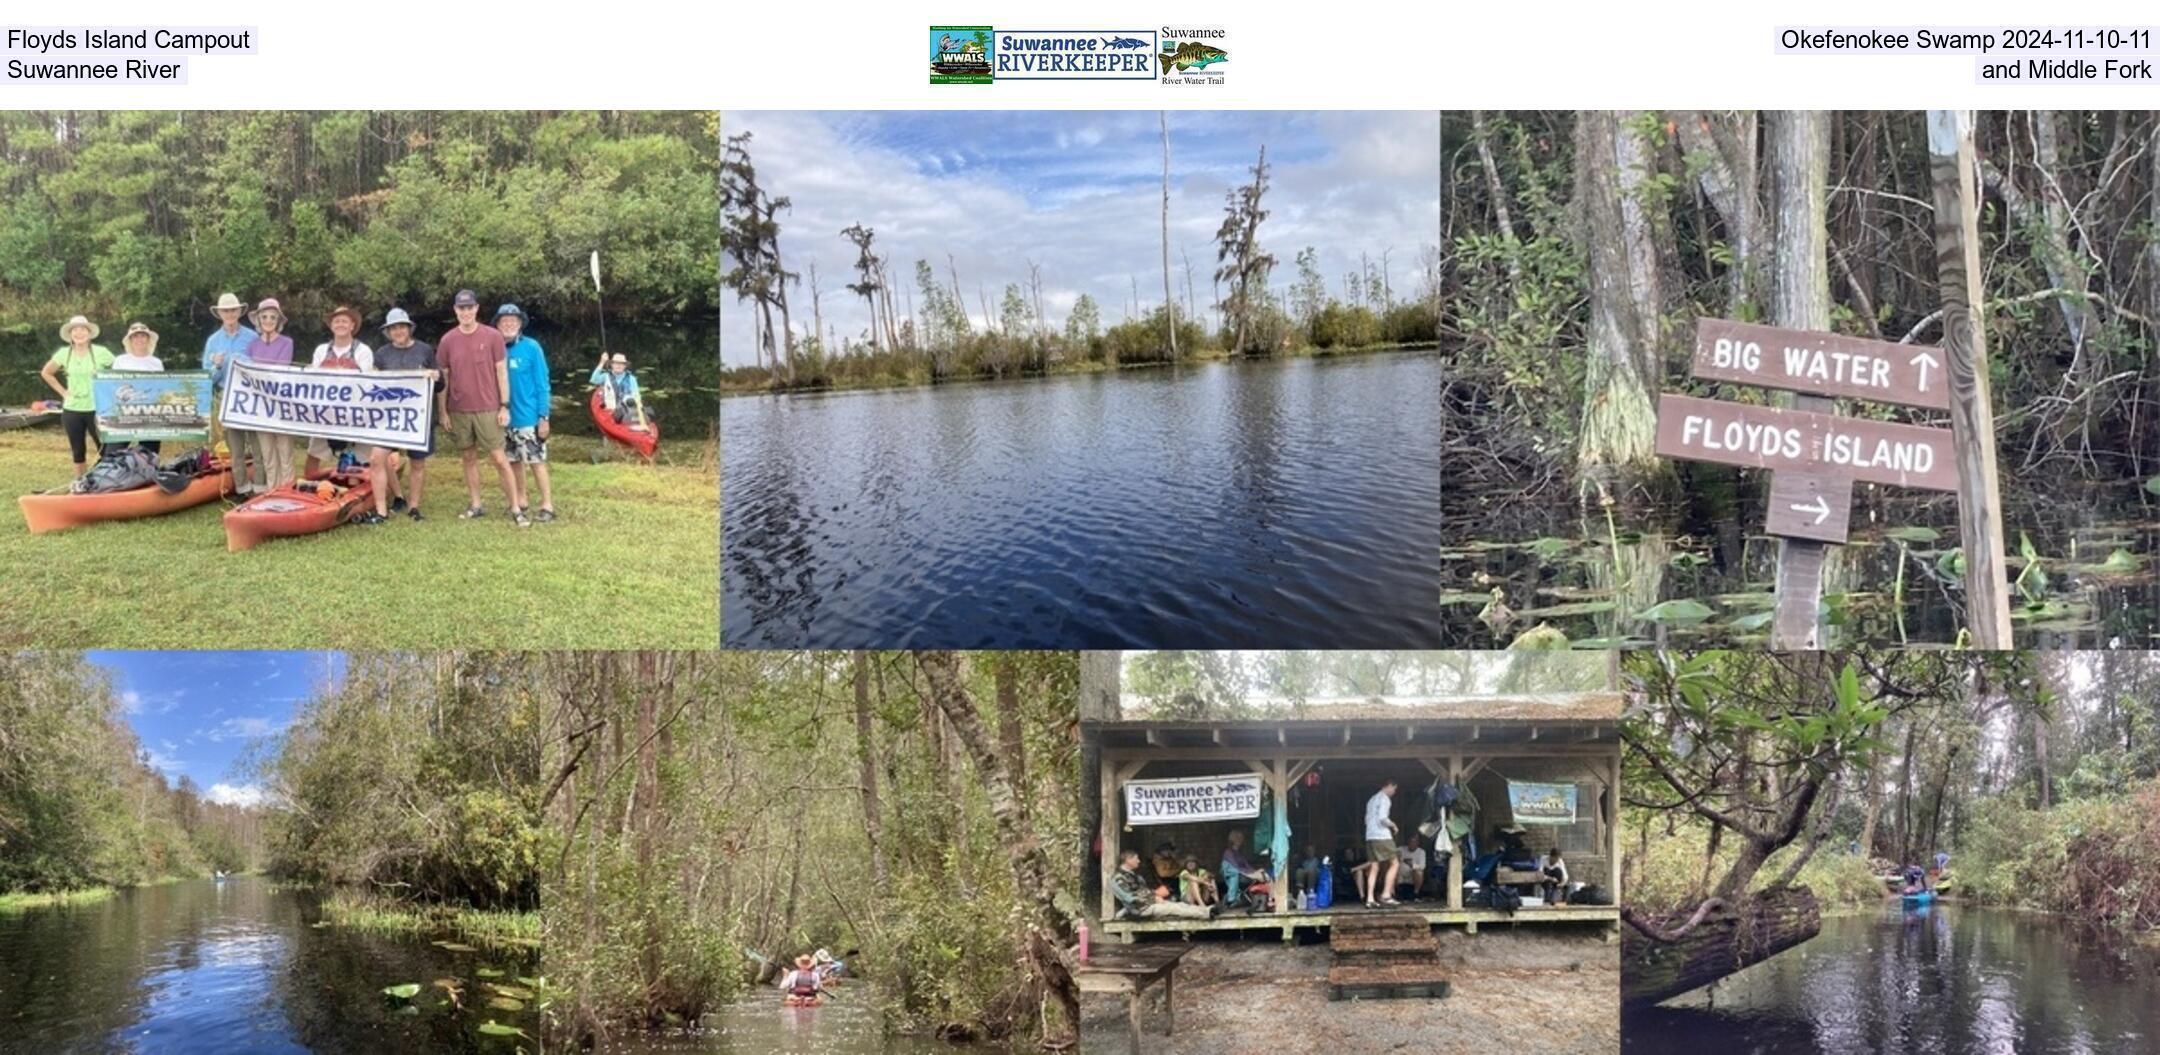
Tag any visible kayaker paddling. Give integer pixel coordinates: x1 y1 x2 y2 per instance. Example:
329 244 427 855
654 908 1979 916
779 954 825 1007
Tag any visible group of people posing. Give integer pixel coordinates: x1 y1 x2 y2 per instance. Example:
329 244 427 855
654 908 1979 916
41 292 651 527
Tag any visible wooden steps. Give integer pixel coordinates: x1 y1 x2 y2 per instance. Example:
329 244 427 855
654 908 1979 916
1327 913 1451 1001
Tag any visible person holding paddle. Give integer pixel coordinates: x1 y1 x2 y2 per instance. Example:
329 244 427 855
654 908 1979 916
39 315 114 476
590 351 651 429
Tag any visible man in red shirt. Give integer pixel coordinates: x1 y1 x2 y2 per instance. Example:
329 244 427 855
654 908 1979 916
436 289 526 526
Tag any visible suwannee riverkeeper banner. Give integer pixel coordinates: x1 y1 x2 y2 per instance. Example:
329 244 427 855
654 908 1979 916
220 360 435 448
1123 773 1264 825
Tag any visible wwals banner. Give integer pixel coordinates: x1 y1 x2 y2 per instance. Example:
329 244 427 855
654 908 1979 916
1123 774 1263 825
220 360 434 447
1507 781 1578 825
95 370 211 442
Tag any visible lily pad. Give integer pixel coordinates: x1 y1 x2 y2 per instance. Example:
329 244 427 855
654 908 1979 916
1516 601 1616 619
476 967 504 979
1637 599 1715 626
1883 526 1941 543
486 996 526 1011
2144 475 2160 496
486 983 535 1000
476 1021 528 1038
432 941 478 953
1728 610 1775 632
382 984 422 1000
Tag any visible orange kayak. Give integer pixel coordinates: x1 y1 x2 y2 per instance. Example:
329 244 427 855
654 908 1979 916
222 471 373 552
18 460 233 534
591 389 658 459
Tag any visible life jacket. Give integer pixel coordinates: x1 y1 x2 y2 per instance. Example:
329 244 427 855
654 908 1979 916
786 969 820 997
317 344 361 370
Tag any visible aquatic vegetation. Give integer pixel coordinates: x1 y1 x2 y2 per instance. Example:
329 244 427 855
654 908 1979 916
476 1020 528 1038
1507 623 1570 649
381 983 422 1000
1635 599 1714 626
0 887 116 912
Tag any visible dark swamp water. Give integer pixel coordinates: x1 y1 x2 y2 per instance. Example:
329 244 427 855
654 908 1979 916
1441 467 2160 648
722 353 1445 647
3 317 715 449
0 879 964 1055
1625 904 2160 1054
0 878 542 1054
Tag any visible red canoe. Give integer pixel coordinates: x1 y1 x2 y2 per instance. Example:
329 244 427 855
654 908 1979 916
590 388 659 459
18 460 233 534
222 471 373 552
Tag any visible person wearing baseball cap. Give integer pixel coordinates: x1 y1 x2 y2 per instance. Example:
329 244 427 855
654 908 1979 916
497 303 556 523
436 289 526 525
370 307 441 521
39 315 114 475
201 293 257 453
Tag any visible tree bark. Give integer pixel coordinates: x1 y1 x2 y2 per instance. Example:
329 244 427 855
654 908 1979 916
1162 111 1179 361
1574 110 1667 494
1621 886 1822 1008
917 652 1079 1051
1766 109 1833 649
853 651 890 893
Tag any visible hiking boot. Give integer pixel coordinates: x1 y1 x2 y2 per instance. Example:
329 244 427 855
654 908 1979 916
535 508 556 523
459 506 485 519
390 496 409 513
407 508 425 522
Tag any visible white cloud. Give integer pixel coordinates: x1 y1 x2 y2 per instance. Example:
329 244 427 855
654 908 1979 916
207 716 281 742
141 749 184 777
206 783 266 807
119 690 143 714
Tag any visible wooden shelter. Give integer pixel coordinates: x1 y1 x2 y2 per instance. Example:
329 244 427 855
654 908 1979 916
1093 693 1623 941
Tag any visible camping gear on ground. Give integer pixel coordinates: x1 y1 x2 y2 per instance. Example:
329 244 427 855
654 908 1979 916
222 470 373 551
71 447 161 494
19 452 232 534
1470 885 1521 913
1571 883 1611 906
590 388 659 459
1312 858 1333 909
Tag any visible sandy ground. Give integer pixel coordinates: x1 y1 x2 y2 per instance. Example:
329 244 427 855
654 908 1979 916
1080 926 1619 1055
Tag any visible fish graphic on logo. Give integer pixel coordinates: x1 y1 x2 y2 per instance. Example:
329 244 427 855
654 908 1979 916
1103 35 1150 49
361 383 422 402
1159 40 1227 73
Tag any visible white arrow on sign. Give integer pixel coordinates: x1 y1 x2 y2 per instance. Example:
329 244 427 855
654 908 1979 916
1789 494 1833 525
1909 350 1940 393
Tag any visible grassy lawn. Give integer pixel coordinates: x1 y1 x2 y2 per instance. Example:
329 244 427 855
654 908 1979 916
0 429 717 649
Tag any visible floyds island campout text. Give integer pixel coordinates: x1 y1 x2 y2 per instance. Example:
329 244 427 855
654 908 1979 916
4 26 254 82
1123 775 1262 824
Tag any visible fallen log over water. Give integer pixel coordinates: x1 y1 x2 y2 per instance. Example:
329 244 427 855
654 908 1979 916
1620 885 1822 1008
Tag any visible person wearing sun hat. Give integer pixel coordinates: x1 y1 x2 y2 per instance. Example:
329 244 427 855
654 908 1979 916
39 315 115 475
107 322 169 456
370 307 440 522
304 304 375 484
201 292 257 451
230 297 297 495
498 302 556 523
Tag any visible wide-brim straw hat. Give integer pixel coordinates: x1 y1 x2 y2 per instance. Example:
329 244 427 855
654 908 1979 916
123 321 160 352
211 293 246 312
59 314 100 342
325 305 363 330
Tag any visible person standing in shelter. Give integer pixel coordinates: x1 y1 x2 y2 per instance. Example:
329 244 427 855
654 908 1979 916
370 308 438 522
304 306 374 483
1360 778 1401 908
498 303 556 522
39 315 114 476
436 289 525 526
232 299 297 494
200 293 256 454
108 323 167 457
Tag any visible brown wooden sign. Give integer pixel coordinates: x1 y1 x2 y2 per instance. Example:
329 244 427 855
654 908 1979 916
1691 318 1951 411
1764 469 1855 545
1654 393 1958 492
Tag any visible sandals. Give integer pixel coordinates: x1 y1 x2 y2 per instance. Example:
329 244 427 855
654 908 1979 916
458 506 485 519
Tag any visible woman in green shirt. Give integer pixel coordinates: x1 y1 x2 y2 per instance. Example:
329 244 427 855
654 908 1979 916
38 315 115 475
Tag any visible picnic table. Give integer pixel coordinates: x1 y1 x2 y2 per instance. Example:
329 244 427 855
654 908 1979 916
1076 944 1191 1055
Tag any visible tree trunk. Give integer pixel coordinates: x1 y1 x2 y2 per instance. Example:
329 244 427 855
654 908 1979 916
1078 651 1121 918
1470 110 1520 278
1574 110 1667 495
1766 109 1833 649
995 657 1028 820
853 651 890 893
1857 752 1883 858
1162 111 1178 361
1894 717 1918 863
917 652 1079 1051
1621 886 1822 1008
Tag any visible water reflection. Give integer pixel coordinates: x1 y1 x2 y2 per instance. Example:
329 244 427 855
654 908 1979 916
723 354 1446 647
1625 905 2160 1054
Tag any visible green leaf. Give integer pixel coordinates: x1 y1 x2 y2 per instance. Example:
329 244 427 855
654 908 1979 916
1882 526 1940 543
382 983 421 1000
1637 599 1715 626
476 1021 527 1038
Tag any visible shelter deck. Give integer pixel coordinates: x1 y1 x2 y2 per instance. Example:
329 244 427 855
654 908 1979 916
1100 901 1620 941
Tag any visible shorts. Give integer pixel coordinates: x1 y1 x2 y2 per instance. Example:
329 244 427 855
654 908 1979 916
1367 840 1399 863
505 425 548 464
306 436 353 461
444 410 504 453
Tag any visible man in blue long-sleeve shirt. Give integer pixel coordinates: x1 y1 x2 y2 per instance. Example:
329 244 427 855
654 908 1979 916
498 304 555 523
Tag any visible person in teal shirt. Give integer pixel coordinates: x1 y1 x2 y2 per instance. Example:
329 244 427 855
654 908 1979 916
39 315 116 475
590 351 652 429
498 304 555 523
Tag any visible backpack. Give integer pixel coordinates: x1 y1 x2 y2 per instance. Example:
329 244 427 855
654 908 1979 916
71 448 159 494
1481 886 1522 913
1571 883 1611 906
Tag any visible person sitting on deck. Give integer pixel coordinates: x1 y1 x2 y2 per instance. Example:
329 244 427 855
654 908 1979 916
1178 855 1220 907
1398 834 1429 901
1113 850 1216 920
1220 829 1273 910
1295 844 1322 896
1152 842 1183 883
1541 847 1569 904
779 955 825 1003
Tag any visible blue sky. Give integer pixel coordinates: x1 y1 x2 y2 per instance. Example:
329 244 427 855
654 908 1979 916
90 651 345 806
721 110 1440 365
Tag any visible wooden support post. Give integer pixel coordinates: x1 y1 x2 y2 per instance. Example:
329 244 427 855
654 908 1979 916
1767 109 1833 649
1446 754 1464 911
1607 753 1623 901
1926 109 2013 647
